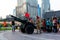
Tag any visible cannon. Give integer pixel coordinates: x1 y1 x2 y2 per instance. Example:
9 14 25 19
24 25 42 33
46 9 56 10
10 15 36 34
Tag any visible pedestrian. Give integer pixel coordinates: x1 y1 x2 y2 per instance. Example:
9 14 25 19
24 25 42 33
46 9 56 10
11 20 15 32
46 18 51 32
50 19 53 32
36 16 41 34
57 18 60 32
52 16 58 33
3 21 7 31
3 21 7 27
42 19 46 32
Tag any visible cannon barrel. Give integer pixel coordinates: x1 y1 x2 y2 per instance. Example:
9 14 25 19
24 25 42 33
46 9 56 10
10 15 28 24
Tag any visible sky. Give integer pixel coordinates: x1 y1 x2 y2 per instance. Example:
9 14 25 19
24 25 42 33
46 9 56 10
0 0 17 18
38 0 60 11
0 0 60 18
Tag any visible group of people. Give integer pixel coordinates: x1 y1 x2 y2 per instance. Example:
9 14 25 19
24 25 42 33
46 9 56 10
11 16 60 33
42 16 60 33
3 15 60 34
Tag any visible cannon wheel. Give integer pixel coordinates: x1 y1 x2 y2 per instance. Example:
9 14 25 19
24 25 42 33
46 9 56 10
20 24 25 33
20 28 25 33
25 25 34 34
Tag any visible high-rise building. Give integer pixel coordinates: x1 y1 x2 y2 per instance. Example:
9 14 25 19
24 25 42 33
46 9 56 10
38 5 41 17
13 9 16 16
41 0 50 18
16 0 38 20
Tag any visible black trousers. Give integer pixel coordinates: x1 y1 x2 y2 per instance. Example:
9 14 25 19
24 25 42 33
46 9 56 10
53 26 58 33
41 27 46 30
46 25 52 32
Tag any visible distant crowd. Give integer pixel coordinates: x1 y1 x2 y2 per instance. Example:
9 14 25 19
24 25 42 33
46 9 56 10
41 16 60 33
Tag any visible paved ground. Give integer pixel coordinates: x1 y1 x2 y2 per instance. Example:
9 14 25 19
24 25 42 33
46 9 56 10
0 31 8 40
0 30 60 40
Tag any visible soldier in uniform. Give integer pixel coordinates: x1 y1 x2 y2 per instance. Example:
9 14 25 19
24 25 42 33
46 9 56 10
36 16 41 34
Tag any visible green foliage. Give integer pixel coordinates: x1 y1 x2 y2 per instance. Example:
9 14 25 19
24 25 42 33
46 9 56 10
0 23 12 27
7 24 12 27
0 23 12 31
0 23 3 27
0 27 12 31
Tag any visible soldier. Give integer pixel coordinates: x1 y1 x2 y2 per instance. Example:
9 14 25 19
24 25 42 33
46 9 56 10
29 18 34 24
36 16 41 34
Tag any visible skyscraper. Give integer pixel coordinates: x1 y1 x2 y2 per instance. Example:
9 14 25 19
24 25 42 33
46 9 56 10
38 5 41 17
16 0 38 20
41 0 50 18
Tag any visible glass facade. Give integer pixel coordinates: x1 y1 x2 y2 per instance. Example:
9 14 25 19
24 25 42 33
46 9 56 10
41 0 50 18
42 0 50 12
16 0 38 20
38 5 41 17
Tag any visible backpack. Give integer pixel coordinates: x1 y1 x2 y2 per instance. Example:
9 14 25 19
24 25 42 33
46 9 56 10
46 20 50 26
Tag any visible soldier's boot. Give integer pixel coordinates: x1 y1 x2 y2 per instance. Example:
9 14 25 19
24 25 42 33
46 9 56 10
39 29 42 34
36 29 38 34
